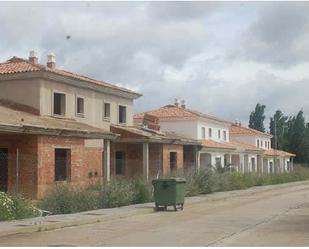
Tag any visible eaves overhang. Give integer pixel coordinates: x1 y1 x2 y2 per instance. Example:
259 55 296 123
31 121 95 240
0 71 142 100
0 123 117 140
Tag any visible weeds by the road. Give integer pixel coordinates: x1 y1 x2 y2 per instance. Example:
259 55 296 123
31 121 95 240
0 192 39 221
38 178 152 214
3 166 309 218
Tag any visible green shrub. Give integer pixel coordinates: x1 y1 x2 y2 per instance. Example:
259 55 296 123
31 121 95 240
100 179 135 208
38 184 100 214
132 178 153 204
0 192 38 221
36 166 309 216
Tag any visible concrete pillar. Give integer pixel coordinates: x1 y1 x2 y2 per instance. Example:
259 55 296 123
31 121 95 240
143 143 149 180
240 154 245 173
244 154 249 173
195 150 201 171
103 139 111 182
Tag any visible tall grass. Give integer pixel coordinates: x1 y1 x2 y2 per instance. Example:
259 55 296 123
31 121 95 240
38 177 153 214
38 166 309 215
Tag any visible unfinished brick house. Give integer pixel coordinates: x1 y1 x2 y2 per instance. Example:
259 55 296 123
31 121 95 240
0 52 201 199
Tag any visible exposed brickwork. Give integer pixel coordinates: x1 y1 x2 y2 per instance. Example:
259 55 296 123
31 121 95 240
162 144 183 175
110 142 184 178
37 136 102 199
0 134 38 199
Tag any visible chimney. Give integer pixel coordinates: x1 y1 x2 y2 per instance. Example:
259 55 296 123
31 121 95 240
143 114 160 131
181 99 186 109
29 51 38 64
47 52 56 69
174 98 180 107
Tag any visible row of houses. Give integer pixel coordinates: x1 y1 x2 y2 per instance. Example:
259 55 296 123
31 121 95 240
0 51 295 199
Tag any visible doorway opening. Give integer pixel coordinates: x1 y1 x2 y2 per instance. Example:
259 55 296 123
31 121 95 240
0 148 8 192
170 152 177 172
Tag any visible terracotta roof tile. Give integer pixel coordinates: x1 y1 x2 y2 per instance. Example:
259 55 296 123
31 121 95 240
264 149 296 157
229 140 263 152
230 124 272 137
0 57 141 96
201 139 236 150
111 124 201 145
134 105 230 123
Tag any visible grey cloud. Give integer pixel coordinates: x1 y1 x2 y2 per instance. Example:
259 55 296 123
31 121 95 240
1 2 309 125
233 2 309 67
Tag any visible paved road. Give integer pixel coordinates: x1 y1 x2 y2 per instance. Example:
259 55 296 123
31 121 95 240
1 182 309 246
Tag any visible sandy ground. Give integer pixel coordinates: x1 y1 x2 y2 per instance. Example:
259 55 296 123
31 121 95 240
1 182 309 246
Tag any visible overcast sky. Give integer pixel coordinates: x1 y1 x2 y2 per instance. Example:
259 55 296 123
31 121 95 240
1 1 309 126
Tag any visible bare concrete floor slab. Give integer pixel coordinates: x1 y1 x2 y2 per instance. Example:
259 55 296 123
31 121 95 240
1 182 309 246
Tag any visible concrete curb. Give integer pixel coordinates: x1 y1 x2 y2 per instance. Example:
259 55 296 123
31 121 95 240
1 180 309 238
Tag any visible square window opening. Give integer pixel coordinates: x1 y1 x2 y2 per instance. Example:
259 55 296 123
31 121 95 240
53 92 66 116
104 103 111 120
76 97 84 116
118 105 127 124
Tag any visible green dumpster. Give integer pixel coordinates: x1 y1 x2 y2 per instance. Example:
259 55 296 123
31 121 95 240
152 178 186 211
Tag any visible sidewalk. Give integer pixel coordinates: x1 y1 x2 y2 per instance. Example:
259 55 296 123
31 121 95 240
1 180 308 238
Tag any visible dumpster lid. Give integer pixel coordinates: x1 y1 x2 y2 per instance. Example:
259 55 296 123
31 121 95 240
152 177 186 183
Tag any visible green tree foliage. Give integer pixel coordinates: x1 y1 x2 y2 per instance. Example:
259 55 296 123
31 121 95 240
268 109 309 165
269 110 288 150
249 103 266 132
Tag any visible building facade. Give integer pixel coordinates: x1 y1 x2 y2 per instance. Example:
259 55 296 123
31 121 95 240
134 99 295 174
0 52 201 199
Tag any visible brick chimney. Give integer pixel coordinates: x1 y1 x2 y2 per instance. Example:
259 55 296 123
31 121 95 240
143 114 160 131
47 52 56 69
29 51 38 64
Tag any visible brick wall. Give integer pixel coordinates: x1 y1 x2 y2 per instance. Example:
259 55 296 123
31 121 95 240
37 136 102 199
110 142 184 178
0 134 38 199
162 144 184 175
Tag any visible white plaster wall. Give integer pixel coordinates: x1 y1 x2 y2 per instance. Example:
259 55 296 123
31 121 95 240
211 152 225 167
197 120 230 142
230 134 271 150
0 79 41 111
40 80 134 129
230 134 256 145
160 120 198 139
255 136 271 150
248 154 258 172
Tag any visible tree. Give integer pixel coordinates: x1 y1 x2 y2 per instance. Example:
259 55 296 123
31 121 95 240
249 103 266 132
269 110 288 150
286 110 307 163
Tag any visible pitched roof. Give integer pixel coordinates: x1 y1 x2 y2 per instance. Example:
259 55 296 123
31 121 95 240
229 124 273 137
0 99 116 139
111 125 201 145
201 139 236 150
229 140 264 152
0 57 141 97
264 149 296 157
134 104 230 124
